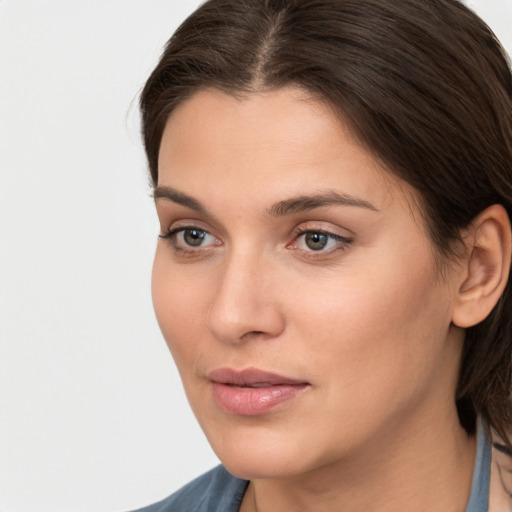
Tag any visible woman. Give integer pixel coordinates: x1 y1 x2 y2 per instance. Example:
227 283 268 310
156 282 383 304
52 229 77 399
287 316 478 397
135 0 512 510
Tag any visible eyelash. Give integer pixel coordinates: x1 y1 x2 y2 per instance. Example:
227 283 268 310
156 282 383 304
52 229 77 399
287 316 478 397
290 228 353 257
159 225 353 258
159 225 219 256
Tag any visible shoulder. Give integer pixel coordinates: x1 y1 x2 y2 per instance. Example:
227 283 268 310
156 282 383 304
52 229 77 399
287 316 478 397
130 465 248 512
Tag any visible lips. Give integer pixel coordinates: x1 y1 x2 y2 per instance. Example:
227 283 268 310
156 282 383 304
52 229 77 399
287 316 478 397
208 367 309 416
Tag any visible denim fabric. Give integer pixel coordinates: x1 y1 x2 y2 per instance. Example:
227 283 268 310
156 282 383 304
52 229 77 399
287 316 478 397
131 465 247 512
466 421 491 512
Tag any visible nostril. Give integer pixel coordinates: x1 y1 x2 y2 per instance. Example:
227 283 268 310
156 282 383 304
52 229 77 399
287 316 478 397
244 330 265 337
239 330 272 342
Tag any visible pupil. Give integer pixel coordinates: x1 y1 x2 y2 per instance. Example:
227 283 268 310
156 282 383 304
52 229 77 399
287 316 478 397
184 229 206 246
305 232 327 250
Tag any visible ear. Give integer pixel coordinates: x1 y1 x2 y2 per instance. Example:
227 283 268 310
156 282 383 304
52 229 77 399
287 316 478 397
451 204 512 328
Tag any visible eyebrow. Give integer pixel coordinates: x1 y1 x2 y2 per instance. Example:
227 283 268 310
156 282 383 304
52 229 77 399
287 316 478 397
153 186 209 216
266 190 379 216
153 186 378 217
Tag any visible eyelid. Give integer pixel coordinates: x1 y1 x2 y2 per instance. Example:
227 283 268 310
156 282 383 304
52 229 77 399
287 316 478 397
159 223 222 254
159 218 215 239
290 221 353 241
159 224 209 239
293 229 352 247
288 223 354 256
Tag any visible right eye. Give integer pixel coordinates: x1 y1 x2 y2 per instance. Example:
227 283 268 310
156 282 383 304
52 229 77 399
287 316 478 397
159 226 220 252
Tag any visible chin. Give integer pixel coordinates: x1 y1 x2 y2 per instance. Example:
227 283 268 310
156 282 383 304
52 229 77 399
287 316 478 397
202 422 329 481
221 451 308 481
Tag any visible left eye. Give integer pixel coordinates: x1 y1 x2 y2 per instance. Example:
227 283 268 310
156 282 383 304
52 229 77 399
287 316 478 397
295 231 350 252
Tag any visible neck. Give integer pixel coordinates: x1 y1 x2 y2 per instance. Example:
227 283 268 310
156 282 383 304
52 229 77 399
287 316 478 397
240 409 476 512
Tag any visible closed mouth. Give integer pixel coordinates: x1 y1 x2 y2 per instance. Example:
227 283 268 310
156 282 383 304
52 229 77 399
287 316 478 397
207 367 309 387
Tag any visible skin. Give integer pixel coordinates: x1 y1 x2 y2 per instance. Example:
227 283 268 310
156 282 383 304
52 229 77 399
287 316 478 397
152 87 478 511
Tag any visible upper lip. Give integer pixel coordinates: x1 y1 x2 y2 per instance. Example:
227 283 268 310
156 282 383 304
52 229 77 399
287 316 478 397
207 367 308 386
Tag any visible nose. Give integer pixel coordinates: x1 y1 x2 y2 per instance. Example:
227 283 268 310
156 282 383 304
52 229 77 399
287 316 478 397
206 252 285 344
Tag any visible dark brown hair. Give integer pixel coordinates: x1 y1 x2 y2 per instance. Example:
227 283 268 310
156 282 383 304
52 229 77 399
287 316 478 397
140 0 512 441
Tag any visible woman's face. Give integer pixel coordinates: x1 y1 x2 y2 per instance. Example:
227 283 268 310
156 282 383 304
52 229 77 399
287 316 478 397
152 87 464 480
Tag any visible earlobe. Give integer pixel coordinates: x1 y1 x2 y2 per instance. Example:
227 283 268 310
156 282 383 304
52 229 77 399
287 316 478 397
451 205 512 328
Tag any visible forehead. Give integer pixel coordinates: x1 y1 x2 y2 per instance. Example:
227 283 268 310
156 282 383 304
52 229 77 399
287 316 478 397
157 87 417 216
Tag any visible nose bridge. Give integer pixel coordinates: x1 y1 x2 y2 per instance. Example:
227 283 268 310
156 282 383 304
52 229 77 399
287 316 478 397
207 246 284 343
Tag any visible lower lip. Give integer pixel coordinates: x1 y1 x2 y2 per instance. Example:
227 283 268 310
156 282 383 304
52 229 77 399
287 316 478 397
211 382 309 416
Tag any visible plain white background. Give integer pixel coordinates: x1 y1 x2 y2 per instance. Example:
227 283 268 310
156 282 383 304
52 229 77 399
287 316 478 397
0 1 511 511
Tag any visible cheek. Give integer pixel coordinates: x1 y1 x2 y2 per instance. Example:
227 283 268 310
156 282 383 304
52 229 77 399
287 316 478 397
287 248 452 396
151 250 211 368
